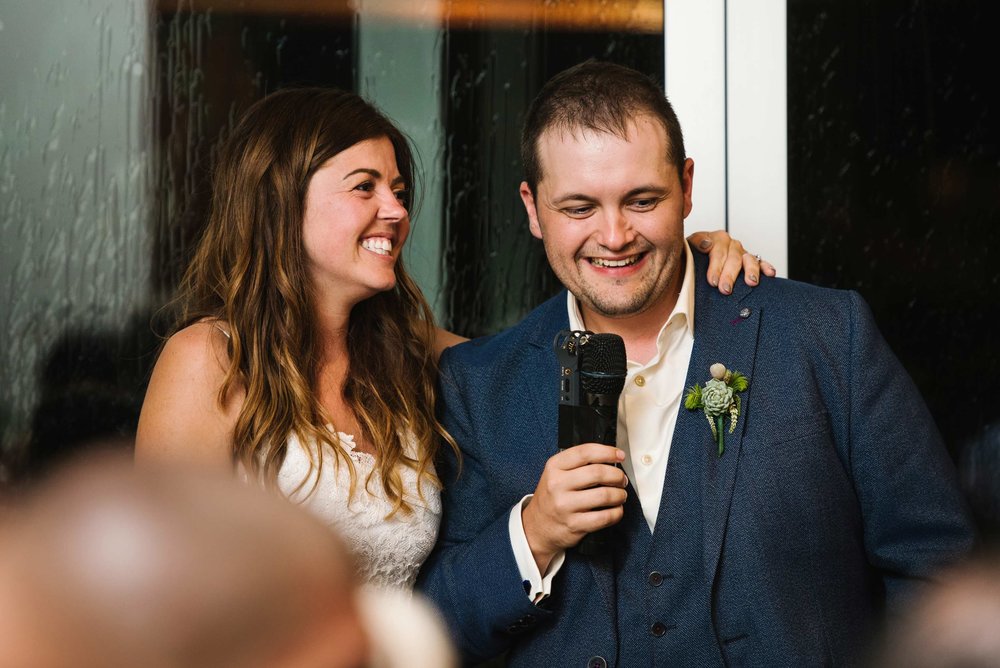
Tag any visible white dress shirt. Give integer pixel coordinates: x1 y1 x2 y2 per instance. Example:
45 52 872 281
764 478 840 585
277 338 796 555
509 243 697 600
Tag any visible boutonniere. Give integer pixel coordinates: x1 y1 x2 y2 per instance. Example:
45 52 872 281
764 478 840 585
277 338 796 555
684 363 749 456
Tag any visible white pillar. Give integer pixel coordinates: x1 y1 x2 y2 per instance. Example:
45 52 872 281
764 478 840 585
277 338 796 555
357 2 447 318
726 0 787 273
665 0 727 237
665 0 787 275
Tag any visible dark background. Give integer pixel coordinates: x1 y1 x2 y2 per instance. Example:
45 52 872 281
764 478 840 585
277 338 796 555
787 0 1000 533
7 1 998 538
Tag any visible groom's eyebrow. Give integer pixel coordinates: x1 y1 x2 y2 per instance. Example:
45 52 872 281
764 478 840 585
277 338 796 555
550 183 671 205
551 192 597 204
623 184 670 199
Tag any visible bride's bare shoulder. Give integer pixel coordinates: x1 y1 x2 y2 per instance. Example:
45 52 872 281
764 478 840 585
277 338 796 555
135 319 239 467
433 327 468 360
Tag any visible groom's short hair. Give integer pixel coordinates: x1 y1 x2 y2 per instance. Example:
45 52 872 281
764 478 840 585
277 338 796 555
520 59 687 195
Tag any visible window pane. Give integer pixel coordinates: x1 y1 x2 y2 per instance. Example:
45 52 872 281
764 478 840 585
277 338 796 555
788 0 1000 528
440 6 663 337
2 0 662 481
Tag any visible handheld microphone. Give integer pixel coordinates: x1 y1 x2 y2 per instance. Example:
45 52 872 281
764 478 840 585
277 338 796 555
554 330 627 556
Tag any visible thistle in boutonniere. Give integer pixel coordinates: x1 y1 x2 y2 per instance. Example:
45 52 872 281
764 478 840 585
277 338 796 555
684 363 749 456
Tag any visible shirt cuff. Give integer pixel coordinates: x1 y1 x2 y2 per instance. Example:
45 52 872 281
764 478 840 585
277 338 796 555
508 494 566 602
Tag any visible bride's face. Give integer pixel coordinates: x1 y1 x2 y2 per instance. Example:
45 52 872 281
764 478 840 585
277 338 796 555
301 136 410 307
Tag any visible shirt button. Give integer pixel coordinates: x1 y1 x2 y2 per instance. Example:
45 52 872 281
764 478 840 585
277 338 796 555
641 454 653 466
651 621 667 637
634 375 646 387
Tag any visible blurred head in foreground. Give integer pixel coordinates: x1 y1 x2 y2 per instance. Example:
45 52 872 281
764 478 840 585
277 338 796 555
0 455 368 668
877 554 1000 668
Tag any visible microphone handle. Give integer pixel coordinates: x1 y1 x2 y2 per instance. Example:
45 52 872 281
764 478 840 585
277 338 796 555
558 393 621 556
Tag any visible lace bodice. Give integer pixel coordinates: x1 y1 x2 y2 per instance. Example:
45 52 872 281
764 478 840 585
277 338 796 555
277 431 441 590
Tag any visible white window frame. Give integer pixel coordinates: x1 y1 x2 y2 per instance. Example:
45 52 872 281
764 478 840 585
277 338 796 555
665 0 787 275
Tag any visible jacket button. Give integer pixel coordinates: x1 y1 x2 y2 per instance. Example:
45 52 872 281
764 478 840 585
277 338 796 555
651 621 667 637
648 571 664 587
587 657 607 668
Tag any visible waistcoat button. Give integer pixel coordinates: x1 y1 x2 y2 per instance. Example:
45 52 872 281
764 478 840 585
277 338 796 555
587 656 607 668
648 571 663 587
651 621 667 637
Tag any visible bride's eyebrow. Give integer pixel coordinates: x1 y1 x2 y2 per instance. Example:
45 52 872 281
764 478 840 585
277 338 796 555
342 169 406 188
342 168 381 180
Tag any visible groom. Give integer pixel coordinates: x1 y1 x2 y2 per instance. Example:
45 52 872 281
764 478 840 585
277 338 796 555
418 61 974 666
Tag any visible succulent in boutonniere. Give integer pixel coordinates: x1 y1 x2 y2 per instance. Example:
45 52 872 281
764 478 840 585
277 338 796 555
684 363 749 456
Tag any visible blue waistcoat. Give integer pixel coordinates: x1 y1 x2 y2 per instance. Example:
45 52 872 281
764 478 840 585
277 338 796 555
614 417 723 667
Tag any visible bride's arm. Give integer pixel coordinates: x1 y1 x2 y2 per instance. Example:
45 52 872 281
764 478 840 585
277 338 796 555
135 322 240 470
433 328 469 360
430 230 776 358
687 229 777 294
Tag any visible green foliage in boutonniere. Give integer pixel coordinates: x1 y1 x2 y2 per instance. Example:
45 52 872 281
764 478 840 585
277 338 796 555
684 363 749 456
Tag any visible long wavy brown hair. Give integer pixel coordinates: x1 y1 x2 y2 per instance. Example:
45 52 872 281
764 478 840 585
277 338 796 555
172 87 455 515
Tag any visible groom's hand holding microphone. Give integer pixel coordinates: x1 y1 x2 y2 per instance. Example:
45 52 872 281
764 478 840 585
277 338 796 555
522 331 629 575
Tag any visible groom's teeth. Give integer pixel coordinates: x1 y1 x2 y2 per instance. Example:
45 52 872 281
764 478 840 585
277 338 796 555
361 238 392 255
592 256 638 268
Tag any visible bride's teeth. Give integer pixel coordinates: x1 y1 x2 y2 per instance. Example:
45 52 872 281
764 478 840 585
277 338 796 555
362 238 392 255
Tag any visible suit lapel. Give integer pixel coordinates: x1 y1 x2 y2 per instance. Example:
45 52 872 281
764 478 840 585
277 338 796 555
525 293 569 453
685 262 762 583
536 261 764 608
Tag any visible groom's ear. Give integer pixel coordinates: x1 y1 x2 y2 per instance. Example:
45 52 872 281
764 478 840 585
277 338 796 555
520 181 543 240
681 157 695 220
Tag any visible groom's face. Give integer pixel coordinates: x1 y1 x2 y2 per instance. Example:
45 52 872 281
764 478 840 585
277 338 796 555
520 114 694 322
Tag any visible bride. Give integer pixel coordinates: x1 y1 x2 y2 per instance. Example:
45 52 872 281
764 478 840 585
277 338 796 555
135 87 769 589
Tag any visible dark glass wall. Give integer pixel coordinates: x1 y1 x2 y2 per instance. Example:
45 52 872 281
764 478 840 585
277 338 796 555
441 27 663 337
788 1 1000 533
1 0 662 484
154 5 356 295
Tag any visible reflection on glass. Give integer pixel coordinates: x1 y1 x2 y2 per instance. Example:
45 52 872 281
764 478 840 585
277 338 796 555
1 0 152 483
787 0 1000 530
439 3 663 337
153 1 356 294
1 0 661 482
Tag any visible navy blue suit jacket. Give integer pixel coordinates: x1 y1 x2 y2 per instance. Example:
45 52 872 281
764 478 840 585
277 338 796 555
418 250 974 666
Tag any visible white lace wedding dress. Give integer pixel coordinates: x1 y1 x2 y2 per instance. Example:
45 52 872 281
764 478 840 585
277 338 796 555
277 430 441 590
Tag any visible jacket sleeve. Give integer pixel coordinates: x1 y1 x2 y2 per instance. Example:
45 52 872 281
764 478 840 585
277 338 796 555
846 291 975 606
416 347 554 662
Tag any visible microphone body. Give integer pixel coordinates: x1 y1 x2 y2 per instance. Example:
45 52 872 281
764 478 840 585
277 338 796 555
554 330 627 556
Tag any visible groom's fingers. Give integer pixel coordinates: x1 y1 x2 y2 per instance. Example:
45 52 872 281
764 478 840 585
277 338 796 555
550 443 624 470
584 505 627 529
527 446 627 547
569 485 629 513
540 445 628 501
560 462 629 492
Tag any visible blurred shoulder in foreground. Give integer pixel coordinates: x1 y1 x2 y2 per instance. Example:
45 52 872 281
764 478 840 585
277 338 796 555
877 553 1000 668
0 454 455 668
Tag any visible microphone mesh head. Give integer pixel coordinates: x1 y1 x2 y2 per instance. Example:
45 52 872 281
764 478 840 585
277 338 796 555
579 333 627 394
